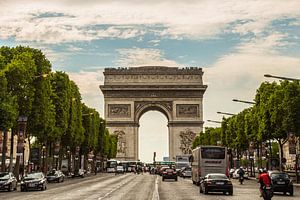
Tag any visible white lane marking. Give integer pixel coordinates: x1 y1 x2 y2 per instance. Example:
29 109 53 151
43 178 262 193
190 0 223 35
152 175 160 200
97 176 136 200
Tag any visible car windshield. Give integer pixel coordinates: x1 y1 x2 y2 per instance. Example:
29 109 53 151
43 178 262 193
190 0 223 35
0 173 9 179
47 171 56 176
25 173 43 179
208 174 228 180
271 173 289 179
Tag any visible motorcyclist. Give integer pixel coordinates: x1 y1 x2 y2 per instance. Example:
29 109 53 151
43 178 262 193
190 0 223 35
238 166 245 184
258 169 272 197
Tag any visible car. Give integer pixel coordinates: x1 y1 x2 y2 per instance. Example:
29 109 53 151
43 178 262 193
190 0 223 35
46 170 65 183
269 171 293 196
21 172 47 191
229 168 235 178
116 165 125 174
0 172 17 192
180 166 192 178
158 166 169 176
232 169 249 179
162 168 178 181
200 173 233 195
72 169 85 178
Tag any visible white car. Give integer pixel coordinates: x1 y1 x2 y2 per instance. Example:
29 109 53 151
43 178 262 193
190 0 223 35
232 169 248 179
116 166 125 174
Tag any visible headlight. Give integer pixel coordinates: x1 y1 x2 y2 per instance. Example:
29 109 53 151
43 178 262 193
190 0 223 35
39 180 44 184
21 181 25 184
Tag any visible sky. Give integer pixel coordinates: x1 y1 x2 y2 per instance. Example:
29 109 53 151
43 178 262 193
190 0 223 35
1 0 300 162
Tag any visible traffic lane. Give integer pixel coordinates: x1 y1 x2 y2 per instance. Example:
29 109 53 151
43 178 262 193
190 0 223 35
0 173 123 200
159 177 300 200
0 173 112 199
104 173 156 200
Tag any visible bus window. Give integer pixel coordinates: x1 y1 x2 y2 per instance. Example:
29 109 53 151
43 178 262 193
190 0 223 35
201 147 225 159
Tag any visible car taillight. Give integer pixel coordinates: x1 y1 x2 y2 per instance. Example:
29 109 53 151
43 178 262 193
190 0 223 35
173 172 177 174
163 172 167 174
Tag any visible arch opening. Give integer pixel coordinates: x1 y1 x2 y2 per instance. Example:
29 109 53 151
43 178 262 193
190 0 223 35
138 111 169 163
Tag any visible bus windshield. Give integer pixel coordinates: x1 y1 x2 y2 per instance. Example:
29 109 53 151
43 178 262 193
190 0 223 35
201 147 225 159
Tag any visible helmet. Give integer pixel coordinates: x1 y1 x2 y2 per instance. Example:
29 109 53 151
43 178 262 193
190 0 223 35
263 168 268 173
258 168 263 174
240 166 243 169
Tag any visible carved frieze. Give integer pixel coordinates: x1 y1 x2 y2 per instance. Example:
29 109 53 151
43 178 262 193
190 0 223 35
108 104 131 118
179 129 196 154
176 104 199 118
114 130 126 154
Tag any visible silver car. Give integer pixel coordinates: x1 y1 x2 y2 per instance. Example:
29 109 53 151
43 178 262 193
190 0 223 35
0 172 17 192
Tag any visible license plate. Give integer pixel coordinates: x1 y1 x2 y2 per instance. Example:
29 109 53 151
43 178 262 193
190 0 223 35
216 182 224 185
29 183 34 187
277 181 285 184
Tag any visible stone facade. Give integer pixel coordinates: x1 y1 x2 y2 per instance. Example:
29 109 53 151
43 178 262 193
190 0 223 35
100 66 207 161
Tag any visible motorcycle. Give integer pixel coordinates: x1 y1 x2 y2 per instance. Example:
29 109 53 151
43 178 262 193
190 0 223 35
261 185 273 200
239 175 244 184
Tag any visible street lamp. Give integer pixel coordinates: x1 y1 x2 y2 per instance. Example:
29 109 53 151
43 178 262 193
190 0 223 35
232 99 255 105
207 119 222 124
82 112 94 116
217 111 235 116
42 144 46 174
264 74 300 81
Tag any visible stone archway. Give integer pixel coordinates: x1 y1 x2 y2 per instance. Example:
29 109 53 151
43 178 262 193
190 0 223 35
100 66 207 161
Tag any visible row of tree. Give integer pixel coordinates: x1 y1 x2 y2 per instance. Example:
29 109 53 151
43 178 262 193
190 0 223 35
193 80 300 170
0 46 117 175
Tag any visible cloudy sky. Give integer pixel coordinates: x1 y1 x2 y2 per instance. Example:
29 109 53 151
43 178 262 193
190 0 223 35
1 0 300 162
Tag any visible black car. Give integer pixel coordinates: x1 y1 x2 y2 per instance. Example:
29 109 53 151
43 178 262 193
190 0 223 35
21 172 47 191
72 169 85 178
0 172 17 192
162 168 178 181
47 170 65 183
269 171 293 196
200 173 233 195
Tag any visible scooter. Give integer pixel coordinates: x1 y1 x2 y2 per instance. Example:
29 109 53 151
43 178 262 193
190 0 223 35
261 185 273 200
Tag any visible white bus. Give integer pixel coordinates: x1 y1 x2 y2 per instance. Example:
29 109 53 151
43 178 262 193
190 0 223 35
191 146 228 185
106 159 118 173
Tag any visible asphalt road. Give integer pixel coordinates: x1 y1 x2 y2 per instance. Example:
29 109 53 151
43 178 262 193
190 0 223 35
0 173 299 200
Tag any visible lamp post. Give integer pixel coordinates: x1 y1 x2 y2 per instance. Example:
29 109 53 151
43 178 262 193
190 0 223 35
232 99 255 105
207 119 222 124
67 148 71 176
42 144 46 174
216 111 235 116
264 74 300 81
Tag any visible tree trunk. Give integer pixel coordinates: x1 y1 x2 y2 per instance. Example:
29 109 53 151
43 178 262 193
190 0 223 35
1 130 8 171
277 139 284 171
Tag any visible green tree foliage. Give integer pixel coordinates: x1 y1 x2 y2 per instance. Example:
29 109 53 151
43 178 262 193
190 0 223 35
0 72 18 130
192 127 222 148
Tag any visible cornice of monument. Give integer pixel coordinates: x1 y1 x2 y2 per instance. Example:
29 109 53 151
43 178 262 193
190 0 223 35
103 66 204 75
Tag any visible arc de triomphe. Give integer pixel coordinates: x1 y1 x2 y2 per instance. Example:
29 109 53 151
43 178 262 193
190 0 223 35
100 66 207 161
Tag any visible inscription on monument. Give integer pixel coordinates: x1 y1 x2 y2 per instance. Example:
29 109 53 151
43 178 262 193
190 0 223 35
176 104 199 117
108 104 131 118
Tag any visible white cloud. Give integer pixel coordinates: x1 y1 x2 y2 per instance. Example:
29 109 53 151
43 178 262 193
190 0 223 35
1 0 299 43
115 48 179 67
68 70 105 116
203 35 300 125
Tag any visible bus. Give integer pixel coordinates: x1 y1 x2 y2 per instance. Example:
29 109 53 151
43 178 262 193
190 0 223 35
191 146 228 185
106 159 118 173
119 161 143 172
